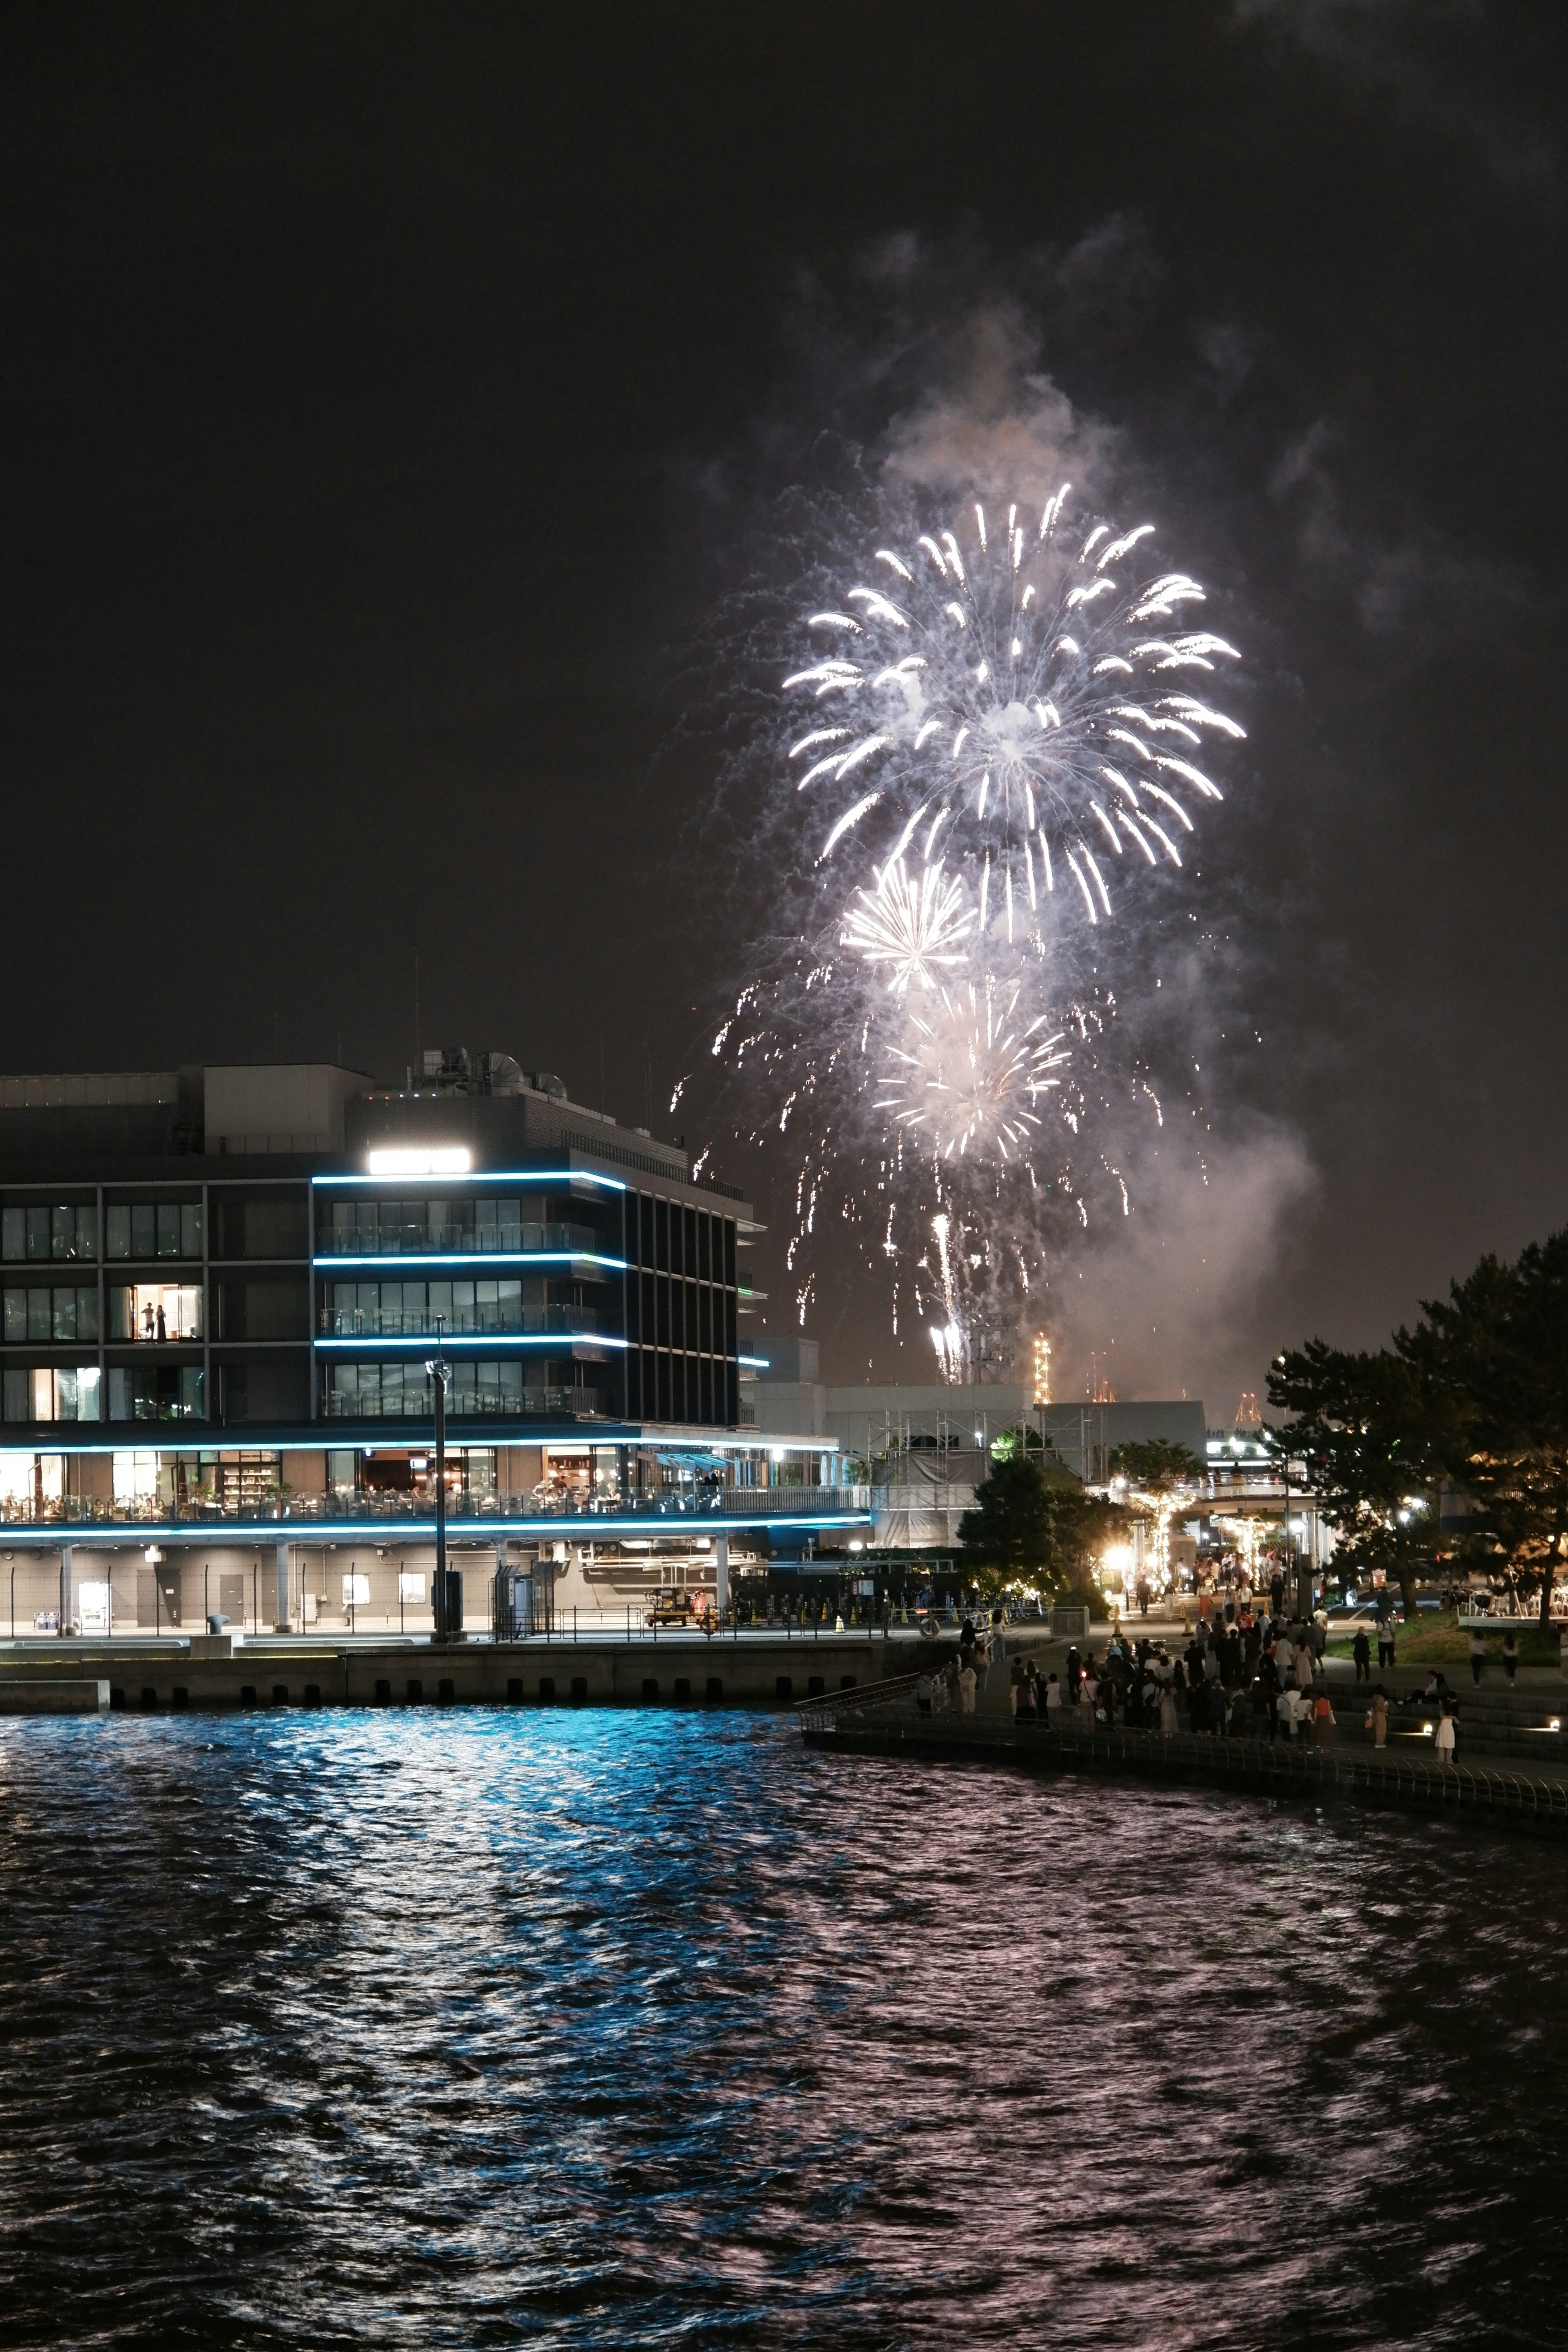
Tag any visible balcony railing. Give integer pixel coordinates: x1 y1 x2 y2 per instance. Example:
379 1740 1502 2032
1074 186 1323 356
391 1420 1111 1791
0 1483 872 1530
322 1385 594 1420
316 1221 602 1258
318 1304 601 1338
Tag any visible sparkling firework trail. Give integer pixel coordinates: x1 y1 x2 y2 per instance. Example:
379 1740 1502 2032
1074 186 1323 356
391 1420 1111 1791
709 486 1245 1373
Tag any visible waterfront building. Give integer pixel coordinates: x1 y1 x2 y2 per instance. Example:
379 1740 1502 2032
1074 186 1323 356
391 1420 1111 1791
745 1338 1208 1549
0 1056 864 1632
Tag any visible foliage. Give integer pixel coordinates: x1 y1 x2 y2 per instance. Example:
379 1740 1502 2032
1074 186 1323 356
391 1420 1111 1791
1267 1341 1450 1617
1403 1232 1568 1626
1107 1438 1204 1488
1270 1226 1568 1628
988 1424 1046 1462
958 1453 1126 1594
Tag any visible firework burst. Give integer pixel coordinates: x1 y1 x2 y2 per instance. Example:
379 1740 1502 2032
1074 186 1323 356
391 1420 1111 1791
702 484 1244 1374
840 856 974 996
875 977 1069 1162
786 486 1241 940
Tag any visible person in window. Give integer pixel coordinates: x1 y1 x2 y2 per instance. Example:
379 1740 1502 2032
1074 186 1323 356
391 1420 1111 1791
156 1304 167 1343
143 1302 155 1341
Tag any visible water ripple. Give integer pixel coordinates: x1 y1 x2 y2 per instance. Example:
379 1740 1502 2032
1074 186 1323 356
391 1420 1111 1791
0 1711 1563 2348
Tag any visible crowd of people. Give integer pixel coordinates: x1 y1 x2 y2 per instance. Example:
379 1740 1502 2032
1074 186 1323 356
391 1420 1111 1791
910 1600 1468 1762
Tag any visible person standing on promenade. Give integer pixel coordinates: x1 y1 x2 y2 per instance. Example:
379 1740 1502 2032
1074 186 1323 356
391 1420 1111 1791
1045 1670 1062 1718
1243 1612 1261 1677
1066 1643 1081 1704
990 1610 1007 1684
1469 1629 1488 1685
1434 1702 1457 1770
1159 1678 1178 1737
1312 1691 1336 1747
1503 1629 1519 1684
1294 1634 1316 1693
915 1668 933 1716
1080 1662 1098 1733
959 1657 977 1714
1378 1612 1396 1672
1353 1626 1372 1684
1369 1686 1389 1747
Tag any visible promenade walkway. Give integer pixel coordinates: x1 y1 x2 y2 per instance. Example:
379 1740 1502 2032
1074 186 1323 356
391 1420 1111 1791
798 1670 1568 1838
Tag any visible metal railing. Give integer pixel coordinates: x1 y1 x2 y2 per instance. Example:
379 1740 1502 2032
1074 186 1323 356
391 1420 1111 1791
319 1303 600 1337
316 1222 601 1257
797 1698 1568 1824
0 1482 873 1532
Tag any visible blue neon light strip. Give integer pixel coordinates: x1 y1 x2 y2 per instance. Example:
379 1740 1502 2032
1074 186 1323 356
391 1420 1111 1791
312 1169 627 1192
315 1334 628 1352
0 1512 871 1545
0 1430 840 1455
312 1252 628 1272
738 1355 770 1369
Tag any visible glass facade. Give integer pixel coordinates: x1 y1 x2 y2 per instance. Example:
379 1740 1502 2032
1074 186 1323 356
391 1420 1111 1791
0 1163 746 1436
319 1278 597 1337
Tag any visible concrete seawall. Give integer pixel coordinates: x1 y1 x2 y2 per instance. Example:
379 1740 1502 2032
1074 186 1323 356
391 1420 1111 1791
0 1630 917 1714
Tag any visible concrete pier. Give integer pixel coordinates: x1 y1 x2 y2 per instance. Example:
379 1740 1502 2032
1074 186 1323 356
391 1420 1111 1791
0 1627 912 1714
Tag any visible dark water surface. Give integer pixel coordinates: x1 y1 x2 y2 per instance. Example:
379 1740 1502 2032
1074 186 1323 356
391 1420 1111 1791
0 1709 1562 2350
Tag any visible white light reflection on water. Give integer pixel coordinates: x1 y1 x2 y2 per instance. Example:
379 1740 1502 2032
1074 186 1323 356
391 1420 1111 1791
0 1709 1564 2349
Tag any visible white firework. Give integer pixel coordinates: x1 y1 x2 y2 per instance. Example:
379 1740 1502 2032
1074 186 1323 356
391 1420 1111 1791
784 487 1243 933
840 856 974 995
874 978 1070 1162
700 483 1243 1379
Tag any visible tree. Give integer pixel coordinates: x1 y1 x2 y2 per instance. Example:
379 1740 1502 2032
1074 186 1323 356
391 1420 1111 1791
1402 1232 1568 1626
958 1454 1126 1595
1266 1340 1447 1620
958 1453 1054 1578
1108 1438 1204 1489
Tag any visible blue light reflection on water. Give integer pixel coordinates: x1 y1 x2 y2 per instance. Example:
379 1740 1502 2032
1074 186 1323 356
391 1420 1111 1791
0 1709 1566 2349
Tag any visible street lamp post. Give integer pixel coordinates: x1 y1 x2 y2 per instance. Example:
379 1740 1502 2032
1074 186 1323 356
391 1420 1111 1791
426 1326 458 1640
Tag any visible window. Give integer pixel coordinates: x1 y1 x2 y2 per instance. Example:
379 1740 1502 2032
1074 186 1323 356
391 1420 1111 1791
105 1202 200 1261
113 1451 159 1502
108 1283 202 1341
342 1573 371 1608
107 1365 203 1421
14 1286 104 1342
20 1366 101 1423
7 1205 100 1263
397 1570 425 1603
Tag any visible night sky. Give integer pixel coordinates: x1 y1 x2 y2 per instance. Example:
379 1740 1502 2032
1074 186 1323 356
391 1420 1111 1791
1 3 1563 1412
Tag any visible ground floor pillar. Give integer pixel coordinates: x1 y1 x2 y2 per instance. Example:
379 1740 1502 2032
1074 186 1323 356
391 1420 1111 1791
275 1541 290 1634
